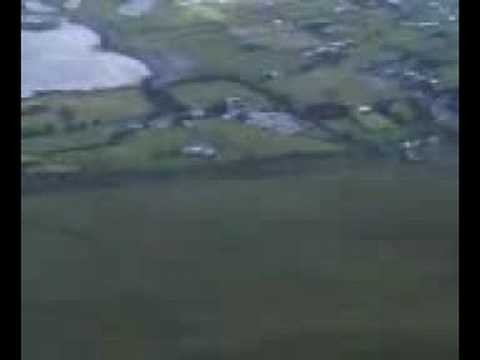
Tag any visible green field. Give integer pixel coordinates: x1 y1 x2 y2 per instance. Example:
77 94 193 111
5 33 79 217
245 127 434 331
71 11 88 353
22 158 458 360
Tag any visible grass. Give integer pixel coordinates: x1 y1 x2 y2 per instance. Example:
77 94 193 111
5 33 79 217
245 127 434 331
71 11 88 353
355 112 399 131
321 117 367 137
319 114 411 146
21 154 46 167
389 100 417 124
227 23 319 51
266 67 403 108
168 81 272 110
70 127 193 173
119 20 300 82
21 88 153 127
37 119 345 174
22 161 458 359
195 119 344 159
438 64 459 89
21 127 114 154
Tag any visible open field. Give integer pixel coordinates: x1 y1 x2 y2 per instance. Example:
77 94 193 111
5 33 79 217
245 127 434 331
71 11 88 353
22 157 458 360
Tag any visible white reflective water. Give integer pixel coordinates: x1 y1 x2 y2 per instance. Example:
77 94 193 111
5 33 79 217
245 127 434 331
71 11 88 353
21 20 150 98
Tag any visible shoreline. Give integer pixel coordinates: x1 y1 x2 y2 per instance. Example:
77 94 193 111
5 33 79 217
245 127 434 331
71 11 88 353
21 15 156 100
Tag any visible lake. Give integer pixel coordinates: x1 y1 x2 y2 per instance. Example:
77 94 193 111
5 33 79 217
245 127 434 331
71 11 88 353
21 20 150 98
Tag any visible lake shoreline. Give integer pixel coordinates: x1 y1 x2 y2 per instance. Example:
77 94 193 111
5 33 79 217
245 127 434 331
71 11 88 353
21 5 158 101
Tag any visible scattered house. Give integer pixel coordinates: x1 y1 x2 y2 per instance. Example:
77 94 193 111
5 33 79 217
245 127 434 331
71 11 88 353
181 144 217 159
357 105 372 114
402 21 440 28
365 59 440 96
329 40 355 50
401 139 422 150
301 40 353 64
189 108 206 119
302 46 338 58
125 122 145 130
261 69 280 81
244 112 303 135
400 139 424 162
220 98 303 135
425 135 440 145
400 71 438 91
399 135 440 162
418 22 440 28
404 70 418 78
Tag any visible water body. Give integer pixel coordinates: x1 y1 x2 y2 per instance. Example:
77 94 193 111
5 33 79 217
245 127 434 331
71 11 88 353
21 20 151 98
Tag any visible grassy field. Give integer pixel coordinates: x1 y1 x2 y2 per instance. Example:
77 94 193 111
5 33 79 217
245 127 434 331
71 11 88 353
21 88 153 126
22 119 344 174
22 159 458 360
168 81 272 110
